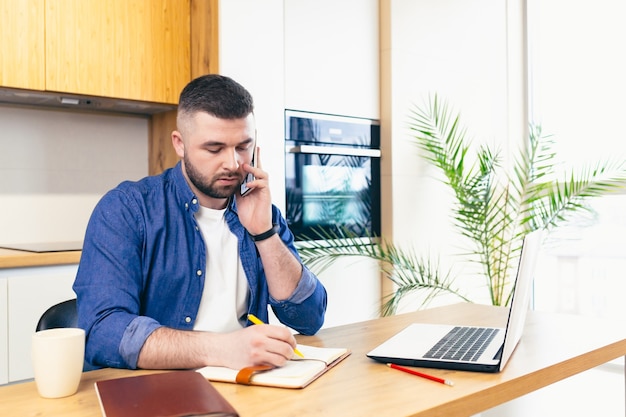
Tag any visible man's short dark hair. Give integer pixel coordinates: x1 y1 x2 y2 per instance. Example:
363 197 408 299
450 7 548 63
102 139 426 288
178 74 254 119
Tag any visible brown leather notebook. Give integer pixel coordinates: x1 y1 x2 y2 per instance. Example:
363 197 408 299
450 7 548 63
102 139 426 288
95 370 239 417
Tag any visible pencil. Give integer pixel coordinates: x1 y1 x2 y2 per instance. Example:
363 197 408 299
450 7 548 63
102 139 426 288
387 363 454 386
247 314 305 358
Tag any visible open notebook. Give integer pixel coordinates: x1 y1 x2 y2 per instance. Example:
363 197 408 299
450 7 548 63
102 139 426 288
197 344 350 389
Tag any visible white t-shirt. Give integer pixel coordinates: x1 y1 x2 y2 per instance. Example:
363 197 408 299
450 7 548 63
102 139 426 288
192 205 249 332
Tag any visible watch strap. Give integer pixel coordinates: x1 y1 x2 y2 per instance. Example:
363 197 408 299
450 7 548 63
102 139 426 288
249 224 279 242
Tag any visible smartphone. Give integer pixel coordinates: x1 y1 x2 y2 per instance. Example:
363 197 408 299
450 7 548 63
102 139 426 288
240 142 257 196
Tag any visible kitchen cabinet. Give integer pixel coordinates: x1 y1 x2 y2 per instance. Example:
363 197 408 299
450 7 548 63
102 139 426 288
45 0 190 104
0 0 191 104
148 0 219 174
0 0 45 90
284 0 379 119
0 265 77 383
1 0 217 175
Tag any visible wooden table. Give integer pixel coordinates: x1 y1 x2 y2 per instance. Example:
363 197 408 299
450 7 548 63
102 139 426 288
2 303 625 417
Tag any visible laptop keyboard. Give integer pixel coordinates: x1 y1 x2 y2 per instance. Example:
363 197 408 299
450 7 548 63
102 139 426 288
424 326 499 362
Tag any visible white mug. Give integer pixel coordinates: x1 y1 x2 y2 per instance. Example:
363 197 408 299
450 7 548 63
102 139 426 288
31 328 85 398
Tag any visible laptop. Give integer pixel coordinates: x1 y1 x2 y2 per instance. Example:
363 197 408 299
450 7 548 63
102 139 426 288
367 230 544 373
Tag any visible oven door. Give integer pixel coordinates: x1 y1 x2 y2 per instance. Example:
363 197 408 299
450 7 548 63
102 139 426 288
285 144 381 241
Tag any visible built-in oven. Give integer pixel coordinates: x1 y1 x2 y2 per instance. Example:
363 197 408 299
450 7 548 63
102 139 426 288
284 110 381 241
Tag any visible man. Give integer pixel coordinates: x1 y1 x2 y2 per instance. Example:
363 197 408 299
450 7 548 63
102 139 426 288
73 74 327 371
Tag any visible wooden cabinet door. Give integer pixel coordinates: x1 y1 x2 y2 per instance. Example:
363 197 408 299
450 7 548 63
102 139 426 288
0 0 45 90
45 0 190 104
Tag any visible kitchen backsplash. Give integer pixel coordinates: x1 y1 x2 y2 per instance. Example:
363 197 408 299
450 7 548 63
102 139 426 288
0 104 150 245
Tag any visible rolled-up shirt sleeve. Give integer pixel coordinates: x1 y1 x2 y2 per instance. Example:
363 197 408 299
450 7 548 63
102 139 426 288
119 317 162 369
268 264 317 305
269 264 327 335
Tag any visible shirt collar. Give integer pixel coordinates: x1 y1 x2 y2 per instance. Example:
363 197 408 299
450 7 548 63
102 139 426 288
170 161 199 213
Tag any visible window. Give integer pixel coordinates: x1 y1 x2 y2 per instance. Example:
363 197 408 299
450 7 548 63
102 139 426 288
528 0 626 319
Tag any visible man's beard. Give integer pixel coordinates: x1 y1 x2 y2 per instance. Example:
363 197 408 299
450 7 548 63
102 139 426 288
184 154 242 199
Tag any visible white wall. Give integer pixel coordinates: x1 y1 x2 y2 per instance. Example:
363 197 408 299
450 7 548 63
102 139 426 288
382 0 511 248
0 105 149 244
528 0 626 174
380 0 527 306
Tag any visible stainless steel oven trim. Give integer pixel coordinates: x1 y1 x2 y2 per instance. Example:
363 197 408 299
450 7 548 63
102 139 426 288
285 109 379 126
285 144 381 158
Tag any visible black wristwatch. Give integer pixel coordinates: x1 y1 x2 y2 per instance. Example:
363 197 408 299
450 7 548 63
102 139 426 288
249 224 279 242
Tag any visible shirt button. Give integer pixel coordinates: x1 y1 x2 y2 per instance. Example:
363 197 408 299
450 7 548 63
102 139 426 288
192 198 198 205
184 203 189 209
185 316 192 323
196 270 202 276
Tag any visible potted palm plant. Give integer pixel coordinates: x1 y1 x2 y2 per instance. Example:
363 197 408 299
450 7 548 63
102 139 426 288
297 95 626 315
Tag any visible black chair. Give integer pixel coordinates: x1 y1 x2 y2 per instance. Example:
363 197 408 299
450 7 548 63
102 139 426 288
35 298 96 371
36 298 78 331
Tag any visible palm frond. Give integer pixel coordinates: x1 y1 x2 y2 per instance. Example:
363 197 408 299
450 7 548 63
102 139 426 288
297 227 470 315
407 95 470 189
297 228 381 275
528 160 626 230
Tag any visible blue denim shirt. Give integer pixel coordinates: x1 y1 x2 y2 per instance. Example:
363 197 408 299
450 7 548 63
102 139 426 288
73 162 327 369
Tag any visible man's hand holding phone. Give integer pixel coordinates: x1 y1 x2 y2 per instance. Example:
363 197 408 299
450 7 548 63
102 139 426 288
236 145 274 237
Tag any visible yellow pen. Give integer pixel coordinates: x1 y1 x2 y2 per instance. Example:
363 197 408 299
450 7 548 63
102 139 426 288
247 314 304 358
